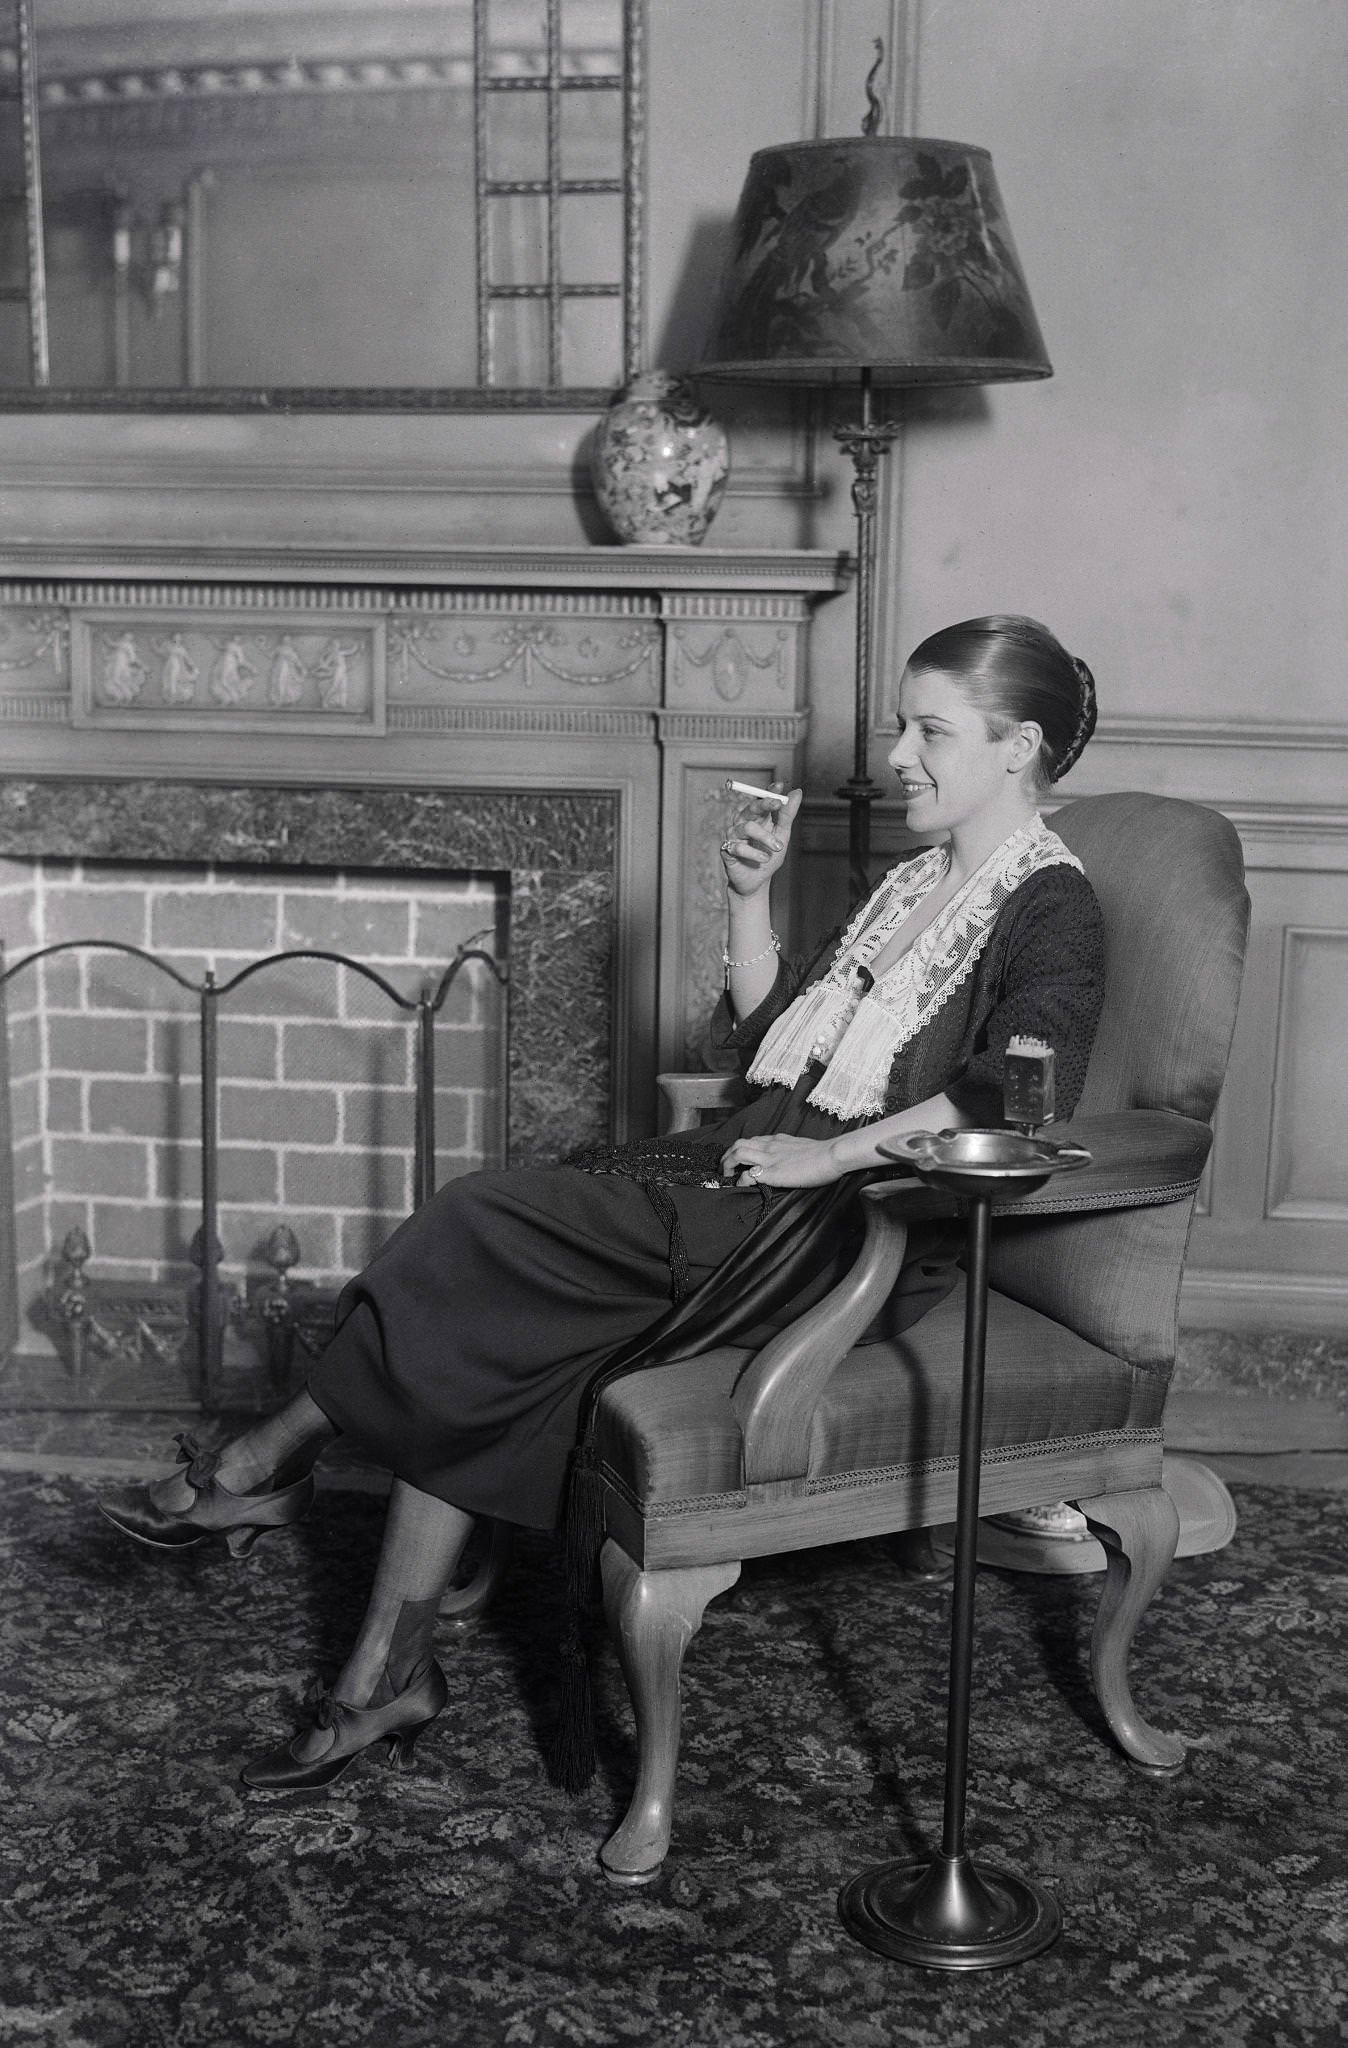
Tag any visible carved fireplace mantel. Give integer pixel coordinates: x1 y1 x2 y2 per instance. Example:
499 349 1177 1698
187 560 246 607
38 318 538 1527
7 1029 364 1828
0 542 849 1137
0 542 849 594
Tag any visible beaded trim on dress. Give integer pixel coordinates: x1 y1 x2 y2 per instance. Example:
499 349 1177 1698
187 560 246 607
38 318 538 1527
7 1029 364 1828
746 815 1083 1121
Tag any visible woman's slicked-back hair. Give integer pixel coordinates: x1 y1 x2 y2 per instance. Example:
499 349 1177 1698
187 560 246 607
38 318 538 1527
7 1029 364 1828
905 614 1098 788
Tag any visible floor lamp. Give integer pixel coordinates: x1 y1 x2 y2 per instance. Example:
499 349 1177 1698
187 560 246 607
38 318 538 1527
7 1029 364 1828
699 122 1052 901
698 107 1063 1972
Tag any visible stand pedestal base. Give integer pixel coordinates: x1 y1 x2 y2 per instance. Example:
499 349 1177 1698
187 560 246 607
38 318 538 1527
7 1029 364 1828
838 1851 1061 1970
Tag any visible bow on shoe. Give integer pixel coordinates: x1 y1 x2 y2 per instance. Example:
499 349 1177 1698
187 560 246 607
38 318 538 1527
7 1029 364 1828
241 1662 445 1789
293 1680 348 1762
302 1679 338 1729
172 1432 222 1492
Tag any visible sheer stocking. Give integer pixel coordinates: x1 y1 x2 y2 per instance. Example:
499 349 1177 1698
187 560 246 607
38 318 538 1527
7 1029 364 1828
149 1388 339 1513
290 1481 473 1762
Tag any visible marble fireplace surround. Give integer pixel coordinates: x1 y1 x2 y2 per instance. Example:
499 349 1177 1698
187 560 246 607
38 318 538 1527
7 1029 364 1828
0 545 850 1147
0 777 608 1169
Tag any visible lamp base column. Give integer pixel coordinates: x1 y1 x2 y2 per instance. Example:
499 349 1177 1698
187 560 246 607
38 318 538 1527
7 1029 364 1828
838 1849 1061 1971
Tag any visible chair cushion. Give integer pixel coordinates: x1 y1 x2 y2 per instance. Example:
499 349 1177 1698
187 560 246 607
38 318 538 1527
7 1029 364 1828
596 1281 1153 1510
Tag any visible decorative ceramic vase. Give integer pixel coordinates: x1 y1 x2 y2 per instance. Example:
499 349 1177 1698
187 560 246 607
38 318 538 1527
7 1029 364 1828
590 371 730 546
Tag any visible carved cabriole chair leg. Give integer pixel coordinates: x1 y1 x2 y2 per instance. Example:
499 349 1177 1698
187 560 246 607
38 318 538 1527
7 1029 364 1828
599 1541 742 1885
1082 1484 1186 1776
438 1517 515 1627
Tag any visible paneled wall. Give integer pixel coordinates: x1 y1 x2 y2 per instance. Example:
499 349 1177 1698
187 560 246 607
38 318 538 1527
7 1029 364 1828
0 0 1344 1333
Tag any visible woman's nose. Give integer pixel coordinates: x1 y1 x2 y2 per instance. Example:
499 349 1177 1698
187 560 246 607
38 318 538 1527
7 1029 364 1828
888 736 914 770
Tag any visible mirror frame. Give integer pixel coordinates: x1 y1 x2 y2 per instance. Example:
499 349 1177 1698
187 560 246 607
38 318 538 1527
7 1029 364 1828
0 0 645 412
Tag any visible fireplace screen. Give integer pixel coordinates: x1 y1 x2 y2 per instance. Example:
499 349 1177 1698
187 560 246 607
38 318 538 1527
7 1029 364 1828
0 855 507 1411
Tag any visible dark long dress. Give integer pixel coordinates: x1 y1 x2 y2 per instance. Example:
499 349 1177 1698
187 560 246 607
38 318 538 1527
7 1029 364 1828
307 862 1105 1531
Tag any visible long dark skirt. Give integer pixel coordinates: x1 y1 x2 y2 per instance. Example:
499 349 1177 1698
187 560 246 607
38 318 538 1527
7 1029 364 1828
307 1087 958 1530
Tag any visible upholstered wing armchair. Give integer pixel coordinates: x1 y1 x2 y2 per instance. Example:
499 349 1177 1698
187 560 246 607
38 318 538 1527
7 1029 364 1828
591 792 1249 1883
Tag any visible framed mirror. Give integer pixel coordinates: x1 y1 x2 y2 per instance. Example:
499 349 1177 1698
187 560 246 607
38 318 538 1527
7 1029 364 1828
0 0 644 408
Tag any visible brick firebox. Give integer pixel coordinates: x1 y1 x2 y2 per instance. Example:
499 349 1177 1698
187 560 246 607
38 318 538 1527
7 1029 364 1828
1 854 504 1314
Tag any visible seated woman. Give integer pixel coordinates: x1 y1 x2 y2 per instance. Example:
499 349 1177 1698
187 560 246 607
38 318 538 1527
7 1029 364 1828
100 612 1104 1791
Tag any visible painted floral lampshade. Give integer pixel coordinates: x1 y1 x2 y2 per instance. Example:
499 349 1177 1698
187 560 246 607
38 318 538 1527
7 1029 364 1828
699 136 1051 384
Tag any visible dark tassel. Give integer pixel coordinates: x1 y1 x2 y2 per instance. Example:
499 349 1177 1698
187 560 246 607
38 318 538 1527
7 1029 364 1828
547 1435 607 1793
562 1435 606 1603
640 1178 690 1304
550 1627 597 1795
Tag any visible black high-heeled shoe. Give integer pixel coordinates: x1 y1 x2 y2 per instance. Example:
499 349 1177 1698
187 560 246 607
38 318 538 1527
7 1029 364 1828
240 1661 449 1791
98 1433 314 1558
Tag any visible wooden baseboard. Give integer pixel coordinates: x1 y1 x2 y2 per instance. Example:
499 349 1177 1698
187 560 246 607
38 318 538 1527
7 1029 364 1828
1181 1268 1348 1334
1164 1388 1348 1455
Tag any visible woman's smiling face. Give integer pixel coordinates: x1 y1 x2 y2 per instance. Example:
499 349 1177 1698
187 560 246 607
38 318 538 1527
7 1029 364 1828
888 667 1028 833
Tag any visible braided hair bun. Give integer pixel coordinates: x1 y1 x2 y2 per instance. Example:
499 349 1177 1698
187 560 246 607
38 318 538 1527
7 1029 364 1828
1052 654 1098 782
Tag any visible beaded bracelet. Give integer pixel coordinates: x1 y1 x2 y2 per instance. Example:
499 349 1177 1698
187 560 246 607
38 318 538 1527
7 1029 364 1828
722 930 781 975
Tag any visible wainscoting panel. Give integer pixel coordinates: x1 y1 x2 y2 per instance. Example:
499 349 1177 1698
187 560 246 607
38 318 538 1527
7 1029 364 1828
1265 928 1348 1223
1185 863 1348 1331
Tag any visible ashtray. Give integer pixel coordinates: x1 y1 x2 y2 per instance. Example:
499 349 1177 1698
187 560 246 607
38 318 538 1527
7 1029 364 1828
880 1127 1091 1196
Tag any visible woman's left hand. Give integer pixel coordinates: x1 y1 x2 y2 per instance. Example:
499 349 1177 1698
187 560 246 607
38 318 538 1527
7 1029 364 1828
720 1134 844 1188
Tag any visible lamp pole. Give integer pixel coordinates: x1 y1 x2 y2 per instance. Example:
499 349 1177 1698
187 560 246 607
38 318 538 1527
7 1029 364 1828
834 365 900 903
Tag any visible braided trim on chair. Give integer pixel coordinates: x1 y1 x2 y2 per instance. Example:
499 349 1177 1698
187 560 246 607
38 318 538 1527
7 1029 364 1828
599 1427 1163 1518
993 1179 1200 1217
645 1489 752 1520
600 1463 750 1520
805 1426 1162 1496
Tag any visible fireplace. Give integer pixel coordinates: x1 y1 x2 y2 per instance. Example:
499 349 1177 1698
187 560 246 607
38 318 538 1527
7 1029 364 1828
0 778 614 1409
0 543 847 1418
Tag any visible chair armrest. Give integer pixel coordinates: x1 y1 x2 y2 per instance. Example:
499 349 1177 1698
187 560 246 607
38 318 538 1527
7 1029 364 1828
731 1176 958 1484
732 1112 1210 1483
657 1071 745 1135
991 1110 1212 1216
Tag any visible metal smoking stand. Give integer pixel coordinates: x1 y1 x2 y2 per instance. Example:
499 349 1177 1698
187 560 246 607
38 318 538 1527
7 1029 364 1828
838 1039 1090 1970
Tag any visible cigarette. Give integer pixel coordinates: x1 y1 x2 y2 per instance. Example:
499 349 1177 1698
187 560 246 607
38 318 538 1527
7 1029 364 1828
727 780 788 808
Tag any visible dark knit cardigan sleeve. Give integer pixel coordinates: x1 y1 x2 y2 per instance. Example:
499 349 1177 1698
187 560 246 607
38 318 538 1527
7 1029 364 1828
706 953 801 1070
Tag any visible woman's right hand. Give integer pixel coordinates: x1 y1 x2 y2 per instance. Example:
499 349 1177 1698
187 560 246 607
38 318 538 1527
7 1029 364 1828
720 787 803 898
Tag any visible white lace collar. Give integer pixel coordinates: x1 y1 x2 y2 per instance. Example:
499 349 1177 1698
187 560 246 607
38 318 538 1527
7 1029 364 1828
746 814 1082 1121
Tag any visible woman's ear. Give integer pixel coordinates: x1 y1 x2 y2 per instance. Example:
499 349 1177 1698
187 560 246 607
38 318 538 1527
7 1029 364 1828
1008 720 1044 775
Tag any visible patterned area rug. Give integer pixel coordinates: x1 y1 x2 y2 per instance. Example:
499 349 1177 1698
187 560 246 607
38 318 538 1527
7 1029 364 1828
1 1474 1343 2048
